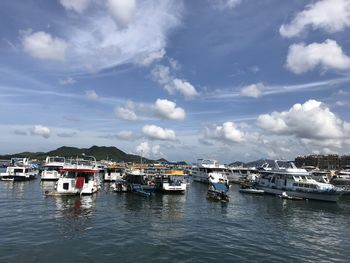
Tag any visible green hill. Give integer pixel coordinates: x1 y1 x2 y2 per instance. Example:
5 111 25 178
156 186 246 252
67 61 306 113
0 145 163 163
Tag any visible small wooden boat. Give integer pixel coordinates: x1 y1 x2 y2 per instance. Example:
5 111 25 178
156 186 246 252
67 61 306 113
207 182 229 202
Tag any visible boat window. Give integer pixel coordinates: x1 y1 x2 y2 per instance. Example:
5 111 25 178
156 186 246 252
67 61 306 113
14 169 23 173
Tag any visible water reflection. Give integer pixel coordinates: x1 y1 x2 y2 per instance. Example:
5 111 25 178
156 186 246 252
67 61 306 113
40 181 56 193
48 195 97 239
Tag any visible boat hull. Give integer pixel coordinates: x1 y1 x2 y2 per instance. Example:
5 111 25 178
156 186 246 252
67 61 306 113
256 186 343 202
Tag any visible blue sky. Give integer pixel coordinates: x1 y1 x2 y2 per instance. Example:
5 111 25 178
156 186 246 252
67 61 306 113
1 0 350 163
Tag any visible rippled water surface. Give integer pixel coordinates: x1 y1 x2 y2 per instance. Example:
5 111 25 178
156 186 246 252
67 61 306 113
1 177 350 262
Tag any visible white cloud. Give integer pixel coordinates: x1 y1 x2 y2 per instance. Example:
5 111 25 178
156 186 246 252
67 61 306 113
142 125 176 141
31 125 51 138
205 121 246 143
168 79 199 99
63 0 182 72
240 83 264 98
257 99 348 141
60 0 90 13
280 0 350 38
286 39 350 74
136 141 151 157
210 0 242 10
22 31 67 61
152 64 199 99
135 141 163 158
107 0 136 29
115 106 137 121
59 77 76 85
153 99 185 120
85 90 98 100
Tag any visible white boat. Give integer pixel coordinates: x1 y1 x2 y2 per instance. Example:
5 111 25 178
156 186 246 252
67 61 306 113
104 166 125 182
47 156 101 196
192 159 229 185
155 174 187 193
330 166 350 190
255 160 344 202
41 156 65 181
227 167 258 184
0 158 38 181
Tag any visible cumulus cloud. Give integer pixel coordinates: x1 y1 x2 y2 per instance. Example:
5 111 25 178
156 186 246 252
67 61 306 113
115 101 138 121
209 0 242 10
204 122 246 143
107 0 136 29
142 125 176 141
280 0 350 38
152 64 199 99
136 141 151 157
257 99 348 141
240 83 264 98
135 141 163 158
115 107 137 121
22 31 67 61
286 39 350 74
60 0 90 13
153 99 185 120
31 125 51 138
85 90 98 100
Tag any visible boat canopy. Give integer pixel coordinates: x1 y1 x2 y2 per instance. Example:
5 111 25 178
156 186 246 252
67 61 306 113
211 182 228 192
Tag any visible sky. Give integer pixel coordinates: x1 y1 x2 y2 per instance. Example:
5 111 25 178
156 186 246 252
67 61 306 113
1 0 350 163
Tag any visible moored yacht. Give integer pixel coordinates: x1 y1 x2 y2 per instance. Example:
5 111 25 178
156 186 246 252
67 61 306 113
192 159 229 185
155 174 187 193
255 160 344 202
330 166 350 190
47 156 100 196
0 158 38 181
41 156 65 181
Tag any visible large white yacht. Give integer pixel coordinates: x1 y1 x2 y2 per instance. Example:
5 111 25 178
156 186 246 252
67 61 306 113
192 159 229 185
41 156 65 181
255 160 344 202
47 156 101 196
0 158 38 181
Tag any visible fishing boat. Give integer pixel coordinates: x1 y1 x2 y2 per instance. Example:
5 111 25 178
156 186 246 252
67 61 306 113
207 182 229 202
0 158 38 181
124 169 155 197
41 156 65 181
239 187 264 195
155 174 187 193
192 159 229 185
46 156 100 196
255 160 345 202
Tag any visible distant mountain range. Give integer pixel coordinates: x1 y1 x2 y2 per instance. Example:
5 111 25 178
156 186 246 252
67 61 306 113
0 145 168 164
0 146 280 167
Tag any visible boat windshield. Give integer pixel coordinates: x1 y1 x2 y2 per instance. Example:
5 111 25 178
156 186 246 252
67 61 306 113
275 161 297 169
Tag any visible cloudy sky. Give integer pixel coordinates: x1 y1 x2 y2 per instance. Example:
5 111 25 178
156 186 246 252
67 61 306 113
1 0 350 163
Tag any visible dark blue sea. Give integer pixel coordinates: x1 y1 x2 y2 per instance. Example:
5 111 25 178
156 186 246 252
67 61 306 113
1 174 350 262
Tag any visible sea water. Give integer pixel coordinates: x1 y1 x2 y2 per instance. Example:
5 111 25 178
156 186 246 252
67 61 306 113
0 176 350 262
